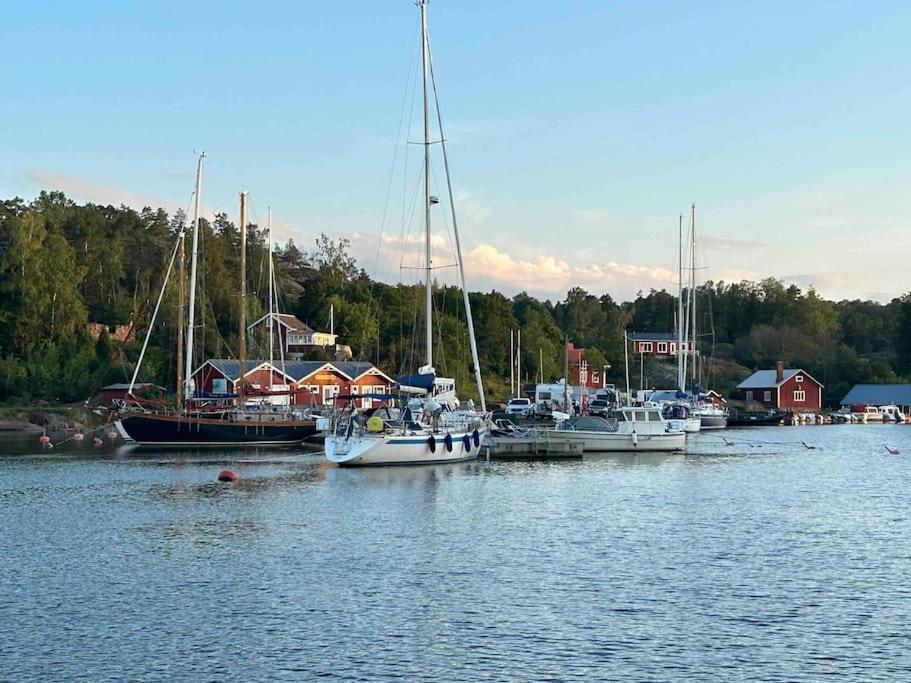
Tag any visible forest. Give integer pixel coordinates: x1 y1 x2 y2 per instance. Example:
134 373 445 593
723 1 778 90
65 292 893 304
1 191 910 408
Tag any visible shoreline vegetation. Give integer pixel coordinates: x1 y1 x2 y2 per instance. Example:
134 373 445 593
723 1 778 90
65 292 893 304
1 191 910 417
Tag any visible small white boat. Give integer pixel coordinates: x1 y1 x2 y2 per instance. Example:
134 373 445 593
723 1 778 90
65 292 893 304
694 404 728 430
543 406 685 452
661 402 701 433
880 405 906 423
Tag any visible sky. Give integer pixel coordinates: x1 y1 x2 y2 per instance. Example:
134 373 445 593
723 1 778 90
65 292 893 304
2 0 911 303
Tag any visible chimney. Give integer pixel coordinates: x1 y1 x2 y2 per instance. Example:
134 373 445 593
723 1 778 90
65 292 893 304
775 360 784 384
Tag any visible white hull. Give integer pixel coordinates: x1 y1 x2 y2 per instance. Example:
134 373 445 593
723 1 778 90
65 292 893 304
326 428 484 466
684 417 702 433
544 429 685 452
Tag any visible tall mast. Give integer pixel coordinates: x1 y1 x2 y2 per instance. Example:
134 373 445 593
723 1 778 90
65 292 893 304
238 191 247 401
184 152 204 404
420 0 433 369
517 328 521 391
176 230 186 406
425 3 487 410
676 213 684 393
510 330 514 396
690 203 697 389
268 206 274 391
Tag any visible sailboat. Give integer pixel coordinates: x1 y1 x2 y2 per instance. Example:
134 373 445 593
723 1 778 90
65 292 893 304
115 160 318 446
681 204 727 430
672 212 701 433
325 0 487 466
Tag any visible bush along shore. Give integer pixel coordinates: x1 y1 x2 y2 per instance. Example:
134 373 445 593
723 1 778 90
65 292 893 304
2 191 911 409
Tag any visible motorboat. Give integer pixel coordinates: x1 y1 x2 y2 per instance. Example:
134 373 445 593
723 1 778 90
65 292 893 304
661 402 701 433
693 403 728 430
543 406 685 452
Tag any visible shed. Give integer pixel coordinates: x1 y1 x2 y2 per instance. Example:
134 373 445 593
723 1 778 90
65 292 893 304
840 384 911 412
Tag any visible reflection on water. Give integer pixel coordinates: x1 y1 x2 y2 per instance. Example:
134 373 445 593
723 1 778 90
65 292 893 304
2 425 911 680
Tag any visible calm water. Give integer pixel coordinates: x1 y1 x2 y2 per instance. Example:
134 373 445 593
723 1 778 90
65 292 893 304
2 426 911 681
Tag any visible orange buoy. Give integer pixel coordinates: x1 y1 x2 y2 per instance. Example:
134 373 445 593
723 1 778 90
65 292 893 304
217 469 238 483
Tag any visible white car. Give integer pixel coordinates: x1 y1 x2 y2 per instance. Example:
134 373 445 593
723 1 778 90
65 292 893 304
505 397 533 416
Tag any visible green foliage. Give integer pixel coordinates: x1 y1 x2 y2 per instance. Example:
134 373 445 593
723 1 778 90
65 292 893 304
0 192 907 407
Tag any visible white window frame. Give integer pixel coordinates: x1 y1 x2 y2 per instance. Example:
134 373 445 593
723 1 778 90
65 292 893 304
763 390 772 402
794 390 806 402
308 385 319 395
670 343 677 354
657 342 668 354
351 385 359 395
795 375 804 383
640 342 653 353
745 391 753 401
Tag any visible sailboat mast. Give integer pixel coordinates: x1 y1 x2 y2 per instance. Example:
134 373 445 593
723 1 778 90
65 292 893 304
238 191 247 401
176 231 185 406
268 206 274 391
690 203 697 388
184 152 204 404
425 6 487 410
419 0 433 369
676 213 684 393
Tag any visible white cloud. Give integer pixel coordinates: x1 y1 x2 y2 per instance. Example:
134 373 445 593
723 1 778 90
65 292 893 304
461 243 675 300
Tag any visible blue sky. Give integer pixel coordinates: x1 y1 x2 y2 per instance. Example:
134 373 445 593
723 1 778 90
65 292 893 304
3 0 910 301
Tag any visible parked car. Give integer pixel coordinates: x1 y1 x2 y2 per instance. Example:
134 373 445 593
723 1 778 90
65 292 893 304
589 399 610 417
505 397 533 417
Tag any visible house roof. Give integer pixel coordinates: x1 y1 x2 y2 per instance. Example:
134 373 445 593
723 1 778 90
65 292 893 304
628 332 678 341
248 312 314 333
195 359 391 384
840 384 911 406
737 369 823 389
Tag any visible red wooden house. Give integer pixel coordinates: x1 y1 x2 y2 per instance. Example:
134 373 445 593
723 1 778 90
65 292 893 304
628 332 694 357
191 359 395 409
737 362 823 412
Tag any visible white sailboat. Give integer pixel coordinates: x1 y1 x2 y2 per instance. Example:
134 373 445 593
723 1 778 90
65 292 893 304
682 204 727 430
673 212 702 433
325 0 487 466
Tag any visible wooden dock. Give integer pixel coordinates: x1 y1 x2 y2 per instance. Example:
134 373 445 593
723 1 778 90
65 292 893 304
481 432 583 460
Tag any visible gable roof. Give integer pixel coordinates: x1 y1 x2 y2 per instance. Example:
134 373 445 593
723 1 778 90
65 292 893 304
628 332 678 341
332 361 395 383
248 312 314 333
737 368 823 389
196 359 298 384
840 384 911 406
193 358 391 384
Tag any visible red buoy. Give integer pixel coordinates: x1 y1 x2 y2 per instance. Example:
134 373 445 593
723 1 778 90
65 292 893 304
73 433 85 442
39 435 51 446
217 469 238 483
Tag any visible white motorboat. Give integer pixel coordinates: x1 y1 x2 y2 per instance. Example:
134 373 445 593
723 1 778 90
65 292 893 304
543 406 685 453
661 402 701 433
693 403 728 430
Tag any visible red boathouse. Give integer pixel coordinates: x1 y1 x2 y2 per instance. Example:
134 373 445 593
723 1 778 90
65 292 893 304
737 361 823 412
